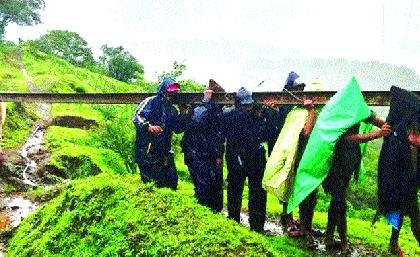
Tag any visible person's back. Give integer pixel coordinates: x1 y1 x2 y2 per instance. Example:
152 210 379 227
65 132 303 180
183 102 223 162
223 107 265 167
221 87 269 232
182 87 225 212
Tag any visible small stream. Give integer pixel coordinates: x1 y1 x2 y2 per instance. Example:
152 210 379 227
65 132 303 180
0 60 47 256
18 125 46 187
0 122 48 256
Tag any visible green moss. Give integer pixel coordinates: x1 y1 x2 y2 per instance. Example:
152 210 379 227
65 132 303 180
45 144 127 179
44 126 92 148
8 174 310 257
44 125 128 179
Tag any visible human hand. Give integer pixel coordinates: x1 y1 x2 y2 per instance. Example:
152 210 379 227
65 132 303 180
302 99 314 110
380 123 392 137
215 158 222 167
408 131 420 147
148 125 163 135
204 89 214 100
178 104 189 115
262 98 275 108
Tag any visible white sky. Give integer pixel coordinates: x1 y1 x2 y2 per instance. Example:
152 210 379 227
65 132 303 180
5 0 420 91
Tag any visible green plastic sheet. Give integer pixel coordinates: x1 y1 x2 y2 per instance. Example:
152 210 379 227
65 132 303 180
263 107 309 202
287 77 371 213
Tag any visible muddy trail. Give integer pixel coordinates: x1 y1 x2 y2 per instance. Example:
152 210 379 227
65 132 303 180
224 210 383 257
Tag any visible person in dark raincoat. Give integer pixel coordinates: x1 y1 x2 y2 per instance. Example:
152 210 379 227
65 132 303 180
133 77 185 190
220 87 270 232
323 112 391 250
182 81 225 212
377 86 420 256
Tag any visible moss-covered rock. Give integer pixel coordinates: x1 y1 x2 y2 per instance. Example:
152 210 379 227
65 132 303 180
8 174 309 257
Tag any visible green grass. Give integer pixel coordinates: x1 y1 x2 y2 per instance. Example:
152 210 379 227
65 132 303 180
0 42 28 92
2 102 39 149
8 174 311 257
44 126 128 179
3 40 418 256
50 103 103 122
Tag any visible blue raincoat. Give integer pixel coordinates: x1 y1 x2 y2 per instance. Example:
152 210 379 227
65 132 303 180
133 77 184 189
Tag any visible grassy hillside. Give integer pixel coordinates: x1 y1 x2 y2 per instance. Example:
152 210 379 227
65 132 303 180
1 41 419 256
9 174 312 257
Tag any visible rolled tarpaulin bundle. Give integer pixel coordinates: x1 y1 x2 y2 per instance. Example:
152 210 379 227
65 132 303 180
287 77 371 213
263 106 309 202
378 86 420 229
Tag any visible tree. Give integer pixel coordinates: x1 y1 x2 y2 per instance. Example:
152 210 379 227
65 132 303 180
98 45 144 83
157 61 187 82
35 30 95 67
158 61 204 91
0 0 45 39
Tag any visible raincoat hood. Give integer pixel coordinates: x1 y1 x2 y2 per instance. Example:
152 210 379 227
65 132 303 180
157 77 179 96
284 71 305 91
236 87 254 106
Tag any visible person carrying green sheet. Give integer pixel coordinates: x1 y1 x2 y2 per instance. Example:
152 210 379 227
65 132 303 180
263 78 322 239
323 111 391 250
285 77 391 251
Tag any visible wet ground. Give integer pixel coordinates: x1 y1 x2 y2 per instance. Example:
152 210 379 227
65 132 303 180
0 60 49 256
0 196 38 257
224 210 381 257
0 196 38 230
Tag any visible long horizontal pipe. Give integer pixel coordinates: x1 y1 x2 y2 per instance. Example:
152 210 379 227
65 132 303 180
0 91 418 106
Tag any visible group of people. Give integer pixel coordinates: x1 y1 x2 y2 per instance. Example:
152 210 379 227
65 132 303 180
132 74 419 255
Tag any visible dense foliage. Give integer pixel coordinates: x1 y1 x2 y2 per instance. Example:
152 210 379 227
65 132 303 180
33 30 95 68
0 0 45 39
98 44 144 83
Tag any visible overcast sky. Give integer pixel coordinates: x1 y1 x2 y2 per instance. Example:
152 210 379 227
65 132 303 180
5 0 420 91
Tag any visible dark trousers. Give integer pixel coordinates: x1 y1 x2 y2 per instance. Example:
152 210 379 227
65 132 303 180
227 162 267 232
137 151 178 190
188 159 223 212
299 190 318 232
325 187 347 242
